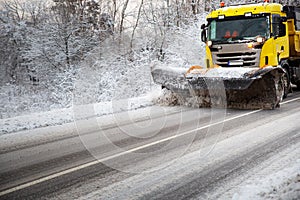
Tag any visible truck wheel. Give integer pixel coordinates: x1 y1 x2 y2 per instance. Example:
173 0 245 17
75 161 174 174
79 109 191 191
280 64 291 98
274 76 285 108
282 72 290 98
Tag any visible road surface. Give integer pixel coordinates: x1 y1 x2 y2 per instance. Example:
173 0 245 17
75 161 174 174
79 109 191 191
0 92 300 199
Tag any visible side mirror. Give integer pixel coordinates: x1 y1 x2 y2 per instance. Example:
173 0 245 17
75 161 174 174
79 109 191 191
201 30 206 42
201 24 207 42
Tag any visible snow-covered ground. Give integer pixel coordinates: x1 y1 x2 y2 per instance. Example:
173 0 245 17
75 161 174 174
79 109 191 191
0 88 164 135
229 144 300 200
0 86 192 136
233 161 300 200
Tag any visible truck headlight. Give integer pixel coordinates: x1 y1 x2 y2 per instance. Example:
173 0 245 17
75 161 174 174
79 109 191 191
256 37 264 43
207 40 213 47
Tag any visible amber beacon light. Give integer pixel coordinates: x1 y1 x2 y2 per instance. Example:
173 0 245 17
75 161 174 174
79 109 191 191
220 1 225 8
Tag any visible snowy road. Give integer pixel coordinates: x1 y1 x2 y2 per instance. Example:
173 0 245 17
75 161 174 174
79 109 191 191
0 92 300 199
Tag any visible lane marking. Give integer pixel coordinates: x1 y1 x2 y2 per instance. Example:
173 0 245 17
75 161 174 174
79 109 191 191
1 97 300 196
280 96 300 105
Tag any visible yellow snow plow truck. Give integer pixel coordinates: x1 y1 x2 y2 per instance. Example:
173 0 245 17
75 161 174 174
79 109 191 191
151 1 300 109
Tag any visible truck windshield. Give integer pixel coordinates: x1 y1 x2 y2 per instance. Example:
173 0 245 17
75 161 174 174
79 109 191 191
208 16 270 43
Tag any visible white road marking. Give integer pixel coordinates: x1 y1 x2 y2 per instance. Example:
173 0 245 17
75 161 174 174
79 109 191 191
1 97 300 196
280 96 300 105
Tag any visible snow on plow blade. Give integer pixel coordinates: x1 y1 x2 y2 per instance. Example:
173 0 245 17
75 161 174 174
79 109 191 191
151 66 285 110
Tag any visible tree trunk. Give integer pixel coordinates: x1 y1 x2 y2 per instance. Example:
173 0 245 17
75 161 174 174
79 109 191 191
120 0 130 34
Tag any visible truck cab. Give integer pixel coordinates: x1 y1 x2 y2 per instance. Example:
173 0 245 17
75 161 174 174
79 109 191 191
201 1 300 88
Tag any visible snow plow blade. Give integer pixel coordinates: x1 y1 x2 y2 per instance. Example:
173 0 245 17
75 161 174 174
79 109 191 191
151 66 285 110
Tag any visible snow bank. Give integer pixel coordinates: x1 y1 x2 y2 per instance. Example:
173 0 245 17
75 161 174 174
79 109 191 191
154 88 182 106
0 90 162 135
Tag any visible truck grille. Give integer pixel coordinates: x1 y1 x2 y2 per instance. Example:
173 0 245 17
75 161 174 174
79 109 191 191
214 51 259 68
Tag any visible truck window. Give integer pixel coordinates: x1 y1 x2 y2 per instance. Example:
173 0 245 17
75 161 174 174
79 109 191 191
295 11 300 30
209 21 217 40
207 16 270 43
272 14 286 37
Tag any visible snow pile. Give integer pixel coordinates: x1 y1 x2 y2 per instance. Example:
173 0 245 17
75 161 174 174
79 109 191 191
232 160 300 200
154 88 182 106
151 64 188 74
189 67 259 79
0 107 73 135
0 91 160 135
0 83 71 119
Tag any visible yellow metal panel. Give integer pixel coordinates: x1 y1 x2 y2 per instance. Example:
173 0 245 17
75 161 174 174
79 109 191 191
287 19 300 57
277 23 290 61
207 3 283 19
205 46 213 68
260 38 277 67
260 37 290 67
294 31 300 53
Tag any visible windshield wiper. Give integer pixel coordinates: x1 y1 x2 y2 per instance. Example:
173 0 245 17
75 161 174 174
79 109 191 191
222 37 251 43
212 37 251 44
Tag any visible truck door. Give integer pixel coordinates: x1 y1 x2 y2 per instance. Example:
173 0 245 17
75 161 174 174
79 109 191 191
272 14 289 64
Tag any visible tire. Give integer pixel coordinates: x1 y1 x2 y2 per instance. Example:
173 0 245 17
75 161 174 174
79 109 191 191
275 76 285 108
282 72 290 98
280 63 291 98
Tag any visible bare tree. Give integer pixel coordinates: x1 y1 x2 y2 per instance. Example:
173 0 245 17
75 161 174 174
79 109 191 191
130 0 144 50
119 0 130 34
